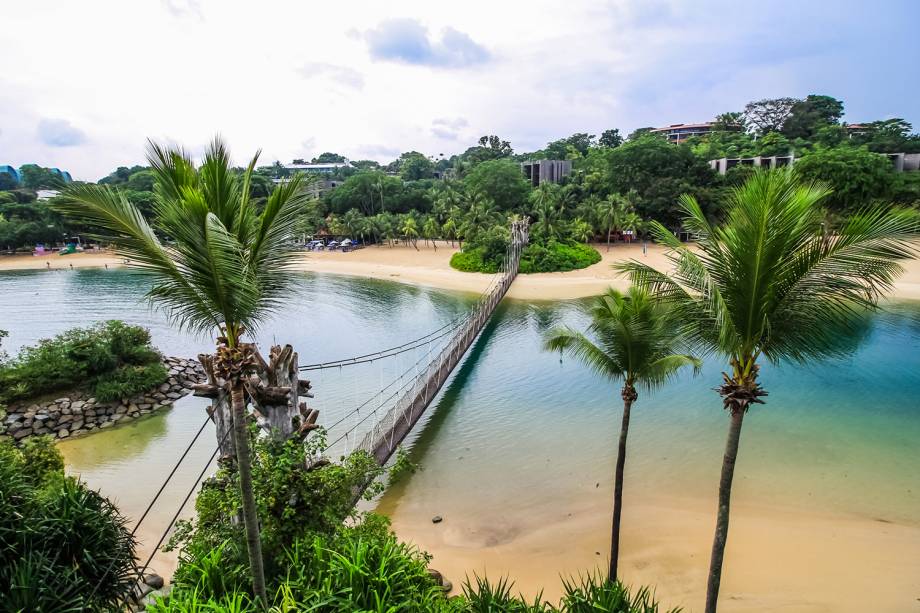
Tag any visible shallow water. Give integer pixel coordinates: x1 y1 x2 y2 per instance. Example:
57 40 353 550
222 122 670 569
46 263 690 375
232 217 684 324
2 268 919 608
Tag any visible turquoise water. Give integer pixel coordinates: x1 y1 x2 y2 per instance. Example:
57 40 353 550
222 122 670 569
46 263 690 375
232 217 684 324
1 268 919 587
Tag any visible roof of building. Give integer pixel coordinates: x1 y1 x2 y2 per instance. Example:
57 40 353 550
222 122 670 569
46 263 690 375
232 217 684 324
285 162 352 170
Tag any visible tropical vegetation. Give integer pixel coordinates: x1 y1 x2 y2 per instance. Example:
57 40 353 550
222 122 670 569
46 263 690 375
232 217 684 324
0 320 166 405
619 169 919 612
57 137 314 607
0 435 136 611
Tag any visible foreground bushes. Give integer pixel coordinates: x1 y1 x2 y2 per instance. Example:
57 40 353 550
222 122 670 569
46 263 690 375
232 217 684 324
153 428 675 612
0 436 136 610
0 320 167 404
451 240 601 274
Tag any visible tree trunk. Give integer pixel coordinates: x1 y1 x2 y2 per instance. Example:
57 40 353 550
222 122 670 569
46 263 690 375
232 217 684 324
608 387 635 583
194 354 235 462
704 408 745 613
248 345 314 442
607 227 612 252
230 383 268 608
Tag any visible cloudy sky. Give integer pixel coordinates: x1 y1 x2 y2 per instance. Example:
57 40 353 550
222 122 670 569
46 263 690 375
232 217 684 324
2 0 917 180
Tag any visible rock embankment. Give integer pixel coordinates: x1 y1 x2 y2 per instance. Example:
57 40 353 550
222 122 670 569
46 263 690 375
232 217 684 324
2 357 205 443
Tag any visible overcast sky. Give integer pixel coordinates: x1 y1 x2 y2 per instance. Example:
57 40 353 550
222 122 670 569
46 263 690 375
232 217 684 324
2 0 917 181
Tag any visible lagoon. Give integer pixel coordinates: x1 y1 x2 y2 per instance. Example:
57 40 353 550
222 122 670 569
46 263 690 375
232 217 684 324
1 268 918 611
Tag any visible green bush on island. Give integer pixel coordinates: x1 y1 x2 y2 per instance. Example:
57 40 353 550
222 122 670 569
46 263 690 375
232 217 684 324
0 436 136 610
0 320 167 404
451 240 601 274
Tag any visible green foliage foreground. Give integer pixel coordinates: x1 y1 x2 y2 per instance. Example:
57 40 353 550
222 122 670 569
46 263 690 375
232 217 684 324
156 430 675 612
0 320 167 405
0 436 136 610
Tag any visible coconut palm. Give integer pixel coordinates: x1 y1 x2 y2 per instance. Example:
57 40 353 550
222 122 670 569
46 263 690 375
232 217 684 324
401 214 420 250
422 216 441 251
544 287 699 583
530 183 564 241
571 218 593 243
442 216 458 247
599 194 628 251
56 137 312 607
618 169 919 612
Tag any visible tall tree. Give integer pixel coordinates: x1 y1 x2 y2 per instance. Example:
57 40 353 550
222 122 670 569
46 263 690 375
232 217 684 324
742 97 799 135
544 287 699 582
598 129 624 148
56 137 312 607
782 95 844 140
619 169 919 613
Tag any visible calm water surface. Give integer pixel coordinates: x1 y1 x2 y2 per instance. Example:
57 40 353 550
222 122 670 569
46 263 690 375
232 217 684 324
1 268 918 587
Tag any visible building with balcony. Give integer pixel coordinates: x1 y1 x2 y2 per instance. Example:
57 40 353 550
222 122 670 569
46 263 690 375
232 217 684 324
651 121 741 144
521 159 572 186
709 155 796 174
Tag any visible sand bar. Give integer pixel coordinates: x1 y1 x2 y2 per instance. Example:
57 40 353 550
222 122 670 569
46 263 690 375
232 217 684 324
6 241 918 301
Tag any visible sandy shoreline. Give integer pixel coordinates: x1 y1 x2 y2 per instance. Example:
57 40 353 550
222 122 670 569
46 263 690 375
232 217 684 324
5 241 920 301
377 491 920 612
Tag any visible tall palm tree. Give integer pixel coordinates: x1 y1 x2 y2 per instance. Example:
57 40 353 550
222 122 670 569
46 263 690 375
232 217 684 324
544 287 699 583
619 169 919 612
599 194 628 251
401 214 420 250
422 215 440 251
529 183 563 242
56 137 311 607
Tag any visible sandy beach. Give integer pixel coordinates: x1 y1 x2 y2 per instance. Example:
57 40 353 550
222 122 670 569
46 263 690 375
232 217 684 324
9 241 918 301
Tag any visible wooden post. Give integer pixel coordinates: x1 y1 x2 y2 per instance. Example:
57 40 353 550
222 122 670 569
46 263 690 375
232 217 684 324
247 344 318 442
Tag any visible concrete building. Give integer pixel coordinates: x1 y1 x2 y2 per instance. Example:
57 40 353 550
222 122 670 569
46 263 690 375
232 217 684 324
651 121 741 144
521 159 572 186
709 154 796 174
886 152 920 172
710 152 920 175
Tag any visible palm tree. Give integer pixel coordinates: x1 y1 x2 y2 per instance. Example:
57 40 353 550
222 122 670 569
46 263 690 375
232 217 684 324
599 194 628 251
56 137 311 607
571 218 593 243
401 214 420 250
422 216 440 251
544 287 699 583
442 216 458 247
529 183 563 242
619 169 919 612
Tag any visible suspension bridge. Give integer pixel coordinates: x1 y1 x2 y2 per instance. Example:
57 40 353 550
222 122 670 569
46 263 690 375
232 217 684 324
116 220 528 608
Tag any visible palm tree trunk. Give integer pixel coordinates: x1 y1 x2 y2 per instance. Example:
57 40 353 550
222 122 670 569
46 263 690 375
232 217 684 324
607 226 612 252
231 383 268 608
704 408 745 613
608 386 635 582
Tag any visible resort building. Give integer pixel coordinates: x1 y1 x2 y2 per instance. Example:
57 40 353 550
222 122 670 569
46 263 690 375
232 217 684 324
650 121 741 144
521 159 572 186
284 162 353 175
710 152 920 175
0 165 20 184
709 155 796 174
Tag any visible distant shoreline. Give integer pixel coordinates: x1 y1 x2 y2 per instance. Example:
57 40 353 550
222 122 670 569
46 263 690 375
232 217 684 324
3 242 920 301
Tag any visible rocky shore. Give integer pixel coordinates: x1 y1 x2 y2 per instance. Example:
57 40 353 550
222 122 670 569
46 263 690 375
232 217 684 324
1 356 205 443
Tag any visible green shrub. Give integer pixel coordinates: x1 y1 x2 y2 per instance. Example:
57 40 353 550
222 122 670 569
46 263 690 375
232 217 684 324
451 241 601 274
0 320 166 404
519 241 601 273
94 362 169 403
0 437 136 610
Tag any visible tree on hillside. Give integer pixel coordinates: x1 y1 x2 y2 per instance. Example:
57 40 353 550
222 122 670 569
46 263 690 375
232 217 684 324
598 129 624 148
311 152 347 163
782 95 844 140
605 136 717 228
743 97 799 134
627 127 655 141
544 287 699 583
57 137 314 607
794 146 896 213
20 165 64 190
463 159 531 211
620 170 919 613
398 152 434 181
544 133 596 159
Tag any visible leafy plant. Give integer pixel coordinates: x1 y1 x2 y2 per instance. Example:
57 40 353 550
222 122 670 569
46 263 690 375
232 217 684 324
0 436 136 610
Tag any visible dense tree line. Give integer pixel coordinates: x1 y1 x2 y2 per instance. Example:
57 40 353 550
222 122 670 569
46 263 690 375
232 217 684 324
2 93 917 254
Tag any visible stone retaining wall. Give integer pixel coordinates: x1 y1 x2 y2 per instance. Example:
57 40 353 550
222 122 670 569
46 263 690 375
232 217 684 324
1 357 205 443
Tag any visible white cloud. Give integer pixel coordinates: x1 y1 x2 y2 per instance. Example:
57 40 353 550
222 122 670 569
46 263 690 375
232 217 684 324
0 0 915 180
